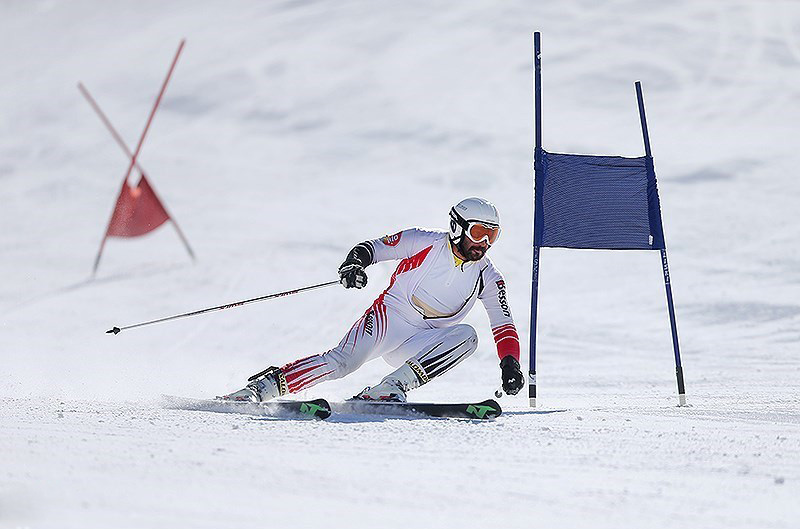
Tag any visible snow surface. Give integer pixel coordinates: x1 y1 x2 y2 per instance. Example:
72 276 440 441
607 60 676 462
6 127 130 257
1 1 799 527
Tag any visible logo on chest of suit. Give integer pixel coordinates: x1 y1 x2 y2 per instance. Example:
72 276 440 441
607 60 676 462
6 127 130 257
496 280 510 318
381 232 402 247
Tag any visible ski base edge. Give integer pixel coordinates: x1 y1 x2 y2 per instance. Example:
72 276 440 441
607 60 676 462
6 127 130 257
161 395 331 420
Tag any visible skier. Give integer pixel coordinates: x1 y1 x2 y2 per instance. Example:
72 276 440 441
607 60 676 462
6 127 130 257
222 197 524 403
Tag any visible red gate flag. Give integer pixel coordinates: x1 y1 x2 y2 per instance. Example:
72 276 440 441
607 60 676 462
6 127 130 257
84 40 195 275
106 174 170 237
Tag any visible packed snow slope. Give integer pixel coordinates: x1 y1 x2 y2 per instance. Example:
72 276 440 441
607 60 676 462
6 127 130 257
1 1 799 528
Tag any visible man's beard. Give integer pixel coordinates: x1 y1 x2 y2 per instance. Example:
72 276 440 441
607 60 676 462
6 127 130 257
458 239 487 261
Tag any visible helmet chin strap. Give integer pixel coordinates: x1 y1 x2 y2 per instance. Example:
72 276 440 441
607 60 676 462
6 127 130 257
448 234 467 260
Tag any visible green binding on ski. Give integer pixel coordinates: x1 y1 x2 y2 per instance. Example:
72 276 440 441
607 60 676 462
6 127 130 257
466 404 499 419
300 401 330 418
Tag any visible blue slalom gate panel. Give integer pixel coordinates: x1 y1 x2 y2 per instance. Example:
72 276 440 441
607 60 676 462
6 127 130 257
528 31 685 408
536 151 665 250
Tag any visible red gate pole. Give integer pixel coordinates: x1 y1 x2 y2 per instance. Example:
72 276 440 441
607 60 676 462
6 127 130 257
78 82 148 176
92 39 186 276
80 81 195 263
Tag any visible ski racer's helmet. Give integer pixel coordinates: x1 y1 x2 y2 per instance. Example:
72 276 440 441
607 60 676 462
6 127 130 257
449 197 501 246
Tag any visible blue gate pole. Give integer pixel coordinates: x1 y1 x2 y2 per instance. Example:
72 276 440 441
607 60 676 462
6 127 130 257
635 81 687 406
529 31 543 407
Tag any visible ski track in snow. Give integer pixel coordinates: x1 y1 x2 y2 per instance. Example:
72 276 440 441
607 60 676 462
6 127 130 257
1 0 799 527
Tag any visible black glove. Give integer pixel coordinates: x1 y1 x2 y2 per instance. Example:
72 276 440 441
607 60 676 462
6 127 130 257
339 263 367 289
500 356 524 395
339 242 373 289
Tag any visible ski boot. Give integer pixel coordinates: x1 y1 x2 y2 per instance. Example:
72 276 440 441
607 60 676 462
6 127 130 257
354 362 424 402
218 366 287 402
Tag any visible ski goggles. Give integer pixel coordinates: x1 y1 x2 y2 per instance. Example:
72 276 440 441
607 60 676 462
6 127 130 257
464 221 500 245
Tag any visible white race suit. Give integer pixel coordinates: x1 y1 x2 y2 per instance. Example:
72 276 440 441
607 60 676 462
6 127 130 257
280 228 520 393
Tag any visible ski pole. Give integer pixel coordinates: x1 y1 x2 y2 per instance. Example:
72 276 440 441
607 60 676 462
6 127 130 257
106 280 340 335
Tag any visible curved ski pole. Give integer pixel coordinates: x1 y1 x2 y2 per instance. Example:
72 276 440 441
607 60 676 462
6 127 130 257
106 280 340 335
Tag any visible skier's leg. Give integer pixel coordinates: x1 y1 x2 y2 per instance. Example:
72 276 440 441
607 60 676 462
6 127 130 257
221 305 417 401
281 307 418 393
355 324 478 401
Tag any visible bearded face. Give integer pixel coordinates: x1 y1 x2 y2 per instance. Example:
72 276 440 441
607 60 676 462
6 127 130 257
458 237 489 261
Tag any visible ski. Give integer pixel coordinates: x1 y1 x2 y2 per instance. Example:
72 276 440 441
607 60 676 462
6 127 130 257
161 395 331 420
340 398 501 420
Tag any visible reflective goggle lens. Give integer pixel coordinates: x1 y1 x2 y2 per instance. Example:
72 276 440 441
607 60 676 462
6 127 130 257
467 222 500 244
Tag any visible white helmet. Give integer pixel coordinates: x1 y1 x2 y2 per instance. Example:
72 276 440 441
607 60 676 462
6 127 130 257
449 197 501 246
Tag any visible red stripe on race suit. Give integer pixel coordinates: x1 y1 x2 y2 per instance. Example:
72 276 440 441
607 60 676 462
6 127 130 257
492 324 516 336
284 363 325 384
366 245 433 340
282 354 319 373
282 354 331 389
289 369 335 393
493 329 518 341
492 324 520 361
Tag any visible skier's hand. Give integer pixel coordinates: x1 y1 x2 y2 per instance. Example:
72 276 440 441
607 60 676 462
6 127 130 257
339 263 368 289
500 355 524 395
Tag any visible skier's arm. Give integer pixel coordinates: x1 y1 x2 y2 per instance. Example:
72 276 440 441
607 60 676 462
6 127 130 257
479 266 524 395
339 228 439 289
366 228 441 263
479 267 520 361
